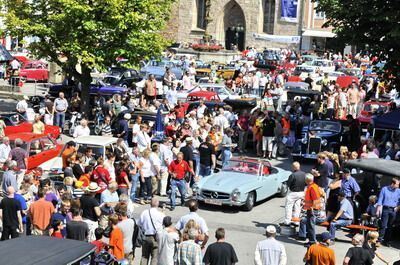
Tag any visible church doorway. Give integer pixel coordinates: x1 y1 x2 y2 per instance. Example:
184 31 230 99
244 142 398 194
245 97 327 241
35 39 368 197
223 1 246 51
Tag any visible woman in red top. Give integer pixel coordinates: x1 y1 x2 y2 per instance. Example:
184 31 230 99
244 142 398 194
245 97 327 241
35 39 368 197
51 220 64 239
116 161 130 195
92 157 111 194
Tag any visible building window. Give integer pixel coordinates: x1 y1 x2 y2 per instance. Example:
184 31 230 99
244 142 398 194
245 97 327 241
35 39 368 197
263 0 275 34
196 0 206 29
314 1 325 19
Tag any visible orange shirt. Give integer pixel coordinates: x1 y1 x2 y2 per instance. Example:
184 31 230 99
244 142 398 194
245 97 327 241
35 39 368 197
62 148 76 169
304 243 335 265
79 174 91 188
29 198 55 230
109 227 124 260
304 183 322 210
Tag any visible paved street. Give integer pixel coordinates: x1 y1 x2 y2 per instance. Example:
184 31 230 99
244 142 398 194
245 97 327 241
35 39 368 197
129 157 399 265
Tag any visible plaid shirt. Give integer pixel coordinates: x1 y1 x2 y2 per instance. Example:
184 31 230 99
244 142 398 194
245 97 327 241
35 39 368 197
177 240 202 265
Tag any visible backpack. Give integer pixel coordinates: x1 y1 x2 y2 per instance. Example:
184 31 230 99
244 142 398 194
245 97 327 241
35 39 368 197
132 217 145 249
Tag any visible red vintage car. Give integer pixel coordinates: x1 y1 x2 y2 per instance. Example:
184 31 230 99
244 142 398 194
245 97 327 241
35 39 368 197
183 91 225 113
1 112 61 139
336 75 359 89
358 99 393 125
8 133 64 170
19 60 49 82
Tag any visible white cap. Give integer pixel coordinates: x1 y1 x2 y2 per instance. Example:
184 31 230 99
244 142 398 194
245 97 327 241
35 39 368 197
266 225 276 234
185 137 193 142
124 113 131 120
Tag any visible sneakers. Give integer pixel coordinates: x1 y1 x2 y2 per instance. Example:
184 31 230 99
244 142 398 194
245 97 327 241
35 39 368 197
139 199 146 205
279 222 290 227
296 236 307 241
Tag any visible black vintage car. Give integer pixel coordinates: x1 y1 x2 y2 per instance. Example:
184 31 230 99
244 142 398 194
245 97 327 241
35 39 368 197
292 120 343 161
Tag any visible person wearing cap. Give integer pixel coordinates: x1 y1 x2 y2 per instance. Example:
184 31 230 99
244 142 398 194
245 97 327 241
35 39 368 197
254 225 287 265
376 177 400 246
304 232 335 265
16 95 29 119
340 168 360 200
203 227 238 265
298 174 323 245
328 191 353 241
168 152 195 211
80 182 101 242
117 113 131 146
157 216 179 265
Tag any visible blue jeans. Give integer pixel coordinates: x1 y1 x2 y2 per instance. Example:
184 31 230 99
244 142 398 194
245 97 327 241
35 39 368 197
170 179 186 208
129 173 140 202
193 154 200 176
329 219 352 239
199 164 211 178
221 149 231 169
299 210 317 243
55 112 65 129
139 177 152 200
379 207 396 242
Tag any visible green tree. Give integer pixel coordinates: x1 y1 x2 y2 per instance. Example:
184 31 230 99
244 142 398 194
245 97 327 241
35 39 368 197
1 0 174 111
316 0 400 85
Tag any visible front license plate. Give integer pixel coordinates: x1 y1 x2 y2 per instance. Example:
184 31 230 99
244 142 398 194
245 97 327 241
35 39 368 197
204 199 222 206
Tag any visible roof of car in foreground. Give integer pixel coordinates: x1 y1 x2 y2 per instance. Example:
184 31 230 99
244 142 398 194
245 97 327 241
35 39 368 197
0 236 95 265
75 136 118 146
344 158 400 177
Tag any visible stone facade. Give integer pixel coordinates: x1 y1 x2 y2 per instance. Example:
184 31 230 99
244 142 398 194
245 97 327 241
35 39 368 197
165 0 303 50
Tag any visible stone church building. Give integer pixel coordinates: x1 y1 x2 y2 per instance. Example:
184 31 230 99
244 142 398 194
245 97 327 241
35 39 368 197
164 0 302 51
163 0 334 51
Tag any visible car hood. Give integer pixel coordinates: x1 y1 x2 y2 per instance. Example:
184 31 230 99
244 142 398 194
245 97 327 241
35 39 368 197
200 171 258 192
38 157 62 171
310 131 339 138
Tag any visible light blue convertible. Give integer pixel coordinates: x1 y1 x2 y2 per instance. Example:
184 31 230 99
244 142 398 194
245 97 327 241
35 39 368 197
192 158 291 211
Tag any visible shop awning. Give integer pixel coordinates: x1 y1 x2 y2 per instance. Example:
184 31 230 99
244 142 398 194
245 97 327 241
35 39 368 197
302 30 336 38
0 45 13 62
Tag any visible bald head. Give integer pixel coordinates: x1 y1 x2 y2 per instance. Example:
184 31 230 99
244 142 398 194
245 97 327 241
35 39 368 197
150 197 159 208
292 162 300 171
7 186 15 197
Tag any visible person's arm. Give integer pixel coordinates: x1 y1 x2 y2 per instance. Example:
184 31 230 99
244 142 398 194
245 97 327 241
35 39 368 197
279 244 287 265
333 208 344 221
200 234 209 250
376 188 385 216
17 210 23 233
211 154 216 169
94 206 101 217
24 156 28 170
254 244 262 265
343 257 350 265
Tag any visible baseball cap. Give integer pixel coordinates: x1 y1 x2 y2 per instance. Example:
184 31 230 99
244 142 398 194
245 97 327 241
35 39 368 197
321 232 331 242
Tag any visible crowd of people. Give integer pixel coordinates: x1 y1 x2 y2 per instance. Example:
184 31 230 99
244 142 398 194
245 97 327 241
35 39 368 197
0 47 399 265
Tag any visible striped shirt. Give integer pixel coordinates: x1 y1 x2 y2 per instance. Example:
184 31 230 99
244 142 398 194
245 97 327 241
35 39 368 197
177 240 202 265
100 124 112 136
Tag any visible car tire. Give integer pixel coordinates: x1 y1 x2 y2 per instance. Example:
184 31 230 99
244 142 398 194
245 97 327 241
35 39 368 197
243 191 256 211
122 84 128 89
278 182 288 197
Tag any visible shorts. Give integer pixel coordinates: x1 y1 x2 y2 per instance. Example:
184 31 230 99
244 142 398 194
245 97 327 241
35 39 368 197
262 136 274 152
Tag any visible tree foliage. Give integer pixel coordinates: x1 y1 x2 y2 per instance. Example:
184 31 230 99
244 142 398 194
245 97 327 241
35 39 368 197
316 0 400 85
1 0 175 110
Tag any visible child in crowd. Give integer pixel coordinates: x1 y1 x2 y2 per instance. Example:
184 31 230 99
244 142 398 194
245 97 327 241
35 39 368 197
51 220 64 238
91 228 106 254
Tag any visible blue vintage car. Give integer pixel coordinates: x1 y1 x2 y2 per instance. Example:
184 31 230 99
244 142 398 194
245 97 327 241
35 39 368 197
48 79 128 97
140 59 183 80
192 158 291 211
292 120 343 161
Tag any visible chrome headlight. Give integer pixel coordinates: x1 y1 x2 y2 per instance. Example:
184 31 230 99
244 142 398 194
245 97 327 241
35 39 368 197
231 188 241 201
321 139 328 146
192 184 199 195
301 138 308 144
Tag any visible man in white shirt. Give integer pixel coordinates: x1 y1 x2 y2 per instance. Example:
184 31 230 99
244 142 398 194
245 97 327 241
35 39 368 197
131 116 142 147
159 138 173 196
255 225 287 265
175 200 209 250
54 92 68 130
73 119 90 138
213 107 229 134
0 137 11 166
138 198 165 265
149 144 161 195
16 96 29 119
165 84 178 107
137 124 151 152
196 100 207 119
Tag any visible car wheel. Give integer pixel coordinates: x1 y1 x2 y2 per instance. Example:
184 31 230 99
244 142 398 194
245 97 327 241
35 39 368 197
122 84 128 89
243 191 256 211
278 182 288 197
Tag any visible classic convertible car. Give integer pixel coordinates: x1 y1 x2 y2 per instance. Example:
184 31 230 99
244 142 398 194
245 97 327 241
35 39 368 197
192 158 290 211
292 120 343 161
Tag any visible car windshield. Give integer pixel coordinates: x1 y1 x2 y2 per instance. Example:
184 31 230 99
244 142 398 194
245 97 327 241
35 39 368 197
103 76 119 85
364 103 388 112
309 121 341 132
77 144 104 160
223 160 261 175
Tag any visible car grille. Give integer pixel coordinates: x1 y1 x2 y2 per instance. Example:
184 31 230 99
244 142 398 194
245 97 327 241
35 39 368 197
201 190 230 200
308 137 321 154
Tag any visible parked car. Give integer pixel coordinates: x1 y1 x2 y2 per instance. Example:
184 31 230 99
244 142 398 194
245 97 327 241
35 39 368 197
184 91 225 113
39 136 121 172
193 158 290 211
140 59 183 80
310 59 335 73
19 60 49 82
8 133 63 170
89 79 129 96
1 112 61 139
102 68 142 88
292 120 343 161
336 75 359 89
293 65 319 80
301 55 320 66
135 75 164 97
0 236 96 265
195 63 236 81
358 99 393 126
177 83 238 102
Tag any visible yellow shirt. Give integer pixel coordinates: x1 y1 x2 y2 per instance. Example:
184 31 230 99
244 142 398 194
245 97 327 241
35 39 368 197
32 121 45 134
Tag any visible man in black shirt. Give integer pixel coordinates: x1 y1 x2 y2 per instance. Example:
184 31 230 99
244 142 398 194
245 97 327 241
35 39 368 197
198 137 216 178
203 228 238 265
80 183 101 242
262 114 275 159
343 234 373 265
311 153 329 190
0 186 23 240
66 207 89 242
280 162 306 226
180 136 194 172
